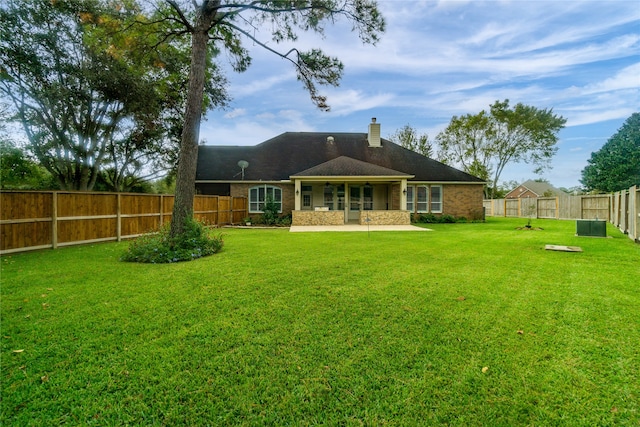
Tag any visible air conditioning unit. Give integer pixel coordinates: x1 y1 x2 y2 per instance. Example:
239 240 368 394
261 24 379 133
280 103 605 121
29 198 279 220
576 220 606 237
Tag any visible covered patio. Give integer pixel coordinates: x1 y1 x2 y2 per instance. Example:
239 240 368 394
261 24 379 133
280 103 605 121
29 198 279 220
290 156 413 226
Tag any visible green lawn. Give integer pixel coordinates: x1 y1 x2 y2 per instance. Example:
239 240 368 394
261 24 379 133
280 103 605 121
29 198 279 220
1 217 638 426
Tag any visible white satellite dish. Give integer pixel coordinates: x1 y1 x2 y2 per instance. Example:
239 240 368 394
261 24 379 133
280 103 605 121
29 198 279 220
237 160 249 180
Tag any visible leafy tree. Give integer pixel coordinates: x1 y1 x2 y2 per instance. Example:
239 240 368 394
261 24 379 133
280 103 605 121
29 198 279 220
0 139 54 190
389 124 433 157
153 0 385 237
0 0 209 191
437 100 566 199
0 105 53 189
489 100 565 195
436 110 494 196
436 111 493 175
581 113 640 193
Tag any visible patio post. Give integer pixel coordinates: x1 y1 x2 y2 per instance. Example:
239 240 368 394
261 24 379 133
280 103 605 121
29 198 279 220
400 179 408 210
294 179 301 210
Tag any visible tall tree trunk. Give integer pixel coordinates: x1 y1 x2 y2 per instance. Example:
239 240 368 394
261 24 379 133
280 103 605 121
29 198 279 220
170 12 213 237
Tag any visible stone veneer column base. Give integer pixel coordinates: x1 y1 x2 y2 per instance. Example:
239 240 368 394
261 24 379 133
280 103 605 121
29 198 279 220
359 210 410 225
292 210 345 226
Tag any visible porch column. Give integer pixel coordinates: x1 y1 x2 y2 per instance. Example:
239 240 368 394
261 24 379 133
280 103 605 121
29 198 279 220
400 179 407 210
294 179 301 210
344 182 349 223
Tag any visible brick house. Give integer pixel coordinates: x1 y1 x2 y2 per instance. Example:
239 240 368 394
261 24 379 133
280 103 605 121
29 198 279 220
195 119 486 226
505 180 565 199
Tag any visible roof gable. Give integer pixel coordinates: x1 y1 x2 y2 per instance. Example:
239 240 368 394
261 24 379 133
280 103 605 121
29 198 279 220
292 156 412 177
518 180 564 196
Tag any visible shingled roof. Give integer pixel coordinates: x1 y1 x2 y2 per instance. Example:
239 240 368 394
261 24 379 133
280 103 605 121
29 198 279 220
292 156 412 178
509 180 565 197
196 132 484 183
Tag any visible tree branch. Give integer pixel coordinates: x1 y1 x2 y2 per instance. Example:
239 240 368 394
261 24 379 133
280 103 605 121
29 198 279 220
165 0 195 32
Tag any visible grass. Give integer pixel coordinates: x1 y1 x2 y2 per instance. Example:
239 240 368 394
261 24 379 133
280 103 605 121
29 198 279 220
1 217 639 426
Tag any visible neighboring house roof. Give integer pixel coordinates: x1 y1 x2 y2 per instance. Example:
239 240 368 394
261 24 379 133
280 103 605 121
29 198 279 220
196 132 484 183
508 180 564 197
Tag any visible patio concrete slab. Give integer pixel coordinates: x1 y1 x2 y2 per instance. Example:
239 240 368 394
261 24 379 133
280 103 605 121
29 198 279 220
289 224 431 232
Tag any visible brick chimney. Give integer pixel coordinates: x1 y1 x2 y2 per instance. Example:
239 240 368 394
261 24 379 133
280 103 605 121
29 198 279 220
368 117 381 147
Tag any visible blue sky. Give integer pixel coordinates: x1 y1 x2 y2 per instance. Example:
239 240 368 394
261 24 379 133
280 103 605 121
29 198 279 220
201 0 639 190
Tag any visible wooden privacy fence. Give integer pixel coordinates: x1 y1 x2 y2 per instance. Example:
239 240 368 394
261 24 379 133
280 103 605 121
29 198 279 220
0 191 248 254
483 185 640 243
484 194 611 220
611 186 639 243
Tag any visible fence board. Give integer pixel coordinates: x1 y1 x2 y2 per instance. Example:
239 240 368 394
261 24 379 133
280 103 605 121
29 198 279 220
537 197 557 219
216 197 231 225
58 218 118 244
505 199 519 217
631 186 639 242
0 191 247 254
233 197 248 223
581 195 610 220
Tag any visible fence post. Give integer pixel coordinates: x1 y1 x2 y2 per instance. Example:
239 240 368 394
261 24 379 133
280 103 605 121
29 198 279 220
159 195 163 227
51 191 58 249
503 198 507 217
634 186 639 242
116 193 122 242
555 197 559 219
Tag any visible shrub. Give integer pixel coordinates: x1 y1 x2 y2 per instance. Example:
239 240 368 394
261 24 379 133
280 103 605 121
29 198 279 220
277 214 292 226
261 194 279 225
439 214 456 223
419 213 438 223
121 218 224 263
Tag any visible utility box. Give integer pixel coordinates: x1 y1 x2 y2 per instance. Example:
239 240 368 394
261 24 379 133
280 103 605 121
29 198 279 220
576 220 607 237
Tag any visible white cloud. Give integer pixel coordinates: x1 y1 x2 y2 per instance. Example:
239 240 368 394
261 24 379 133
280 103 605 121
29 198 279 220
232 72 296 98
583 63 640 94
223 108 246 119
318 89 395 116
202 109 316 146
566 108 636 127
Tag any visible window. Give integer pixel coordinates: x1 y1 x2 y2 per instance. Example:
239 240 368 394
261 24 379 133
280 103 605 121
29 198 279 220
336 185 345 210
301 185 312 209
363 185 373 210
406 185 443 213
430 185 442 213
416 186 428 212
249 185 282 213
324 184 334 209
350 186 360 211
406 186 414 212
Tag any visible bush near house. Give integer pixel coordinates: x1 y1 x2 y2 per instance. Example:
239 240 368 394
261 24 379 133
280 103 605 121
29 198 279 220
412 213 465 223
121 218 223 263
